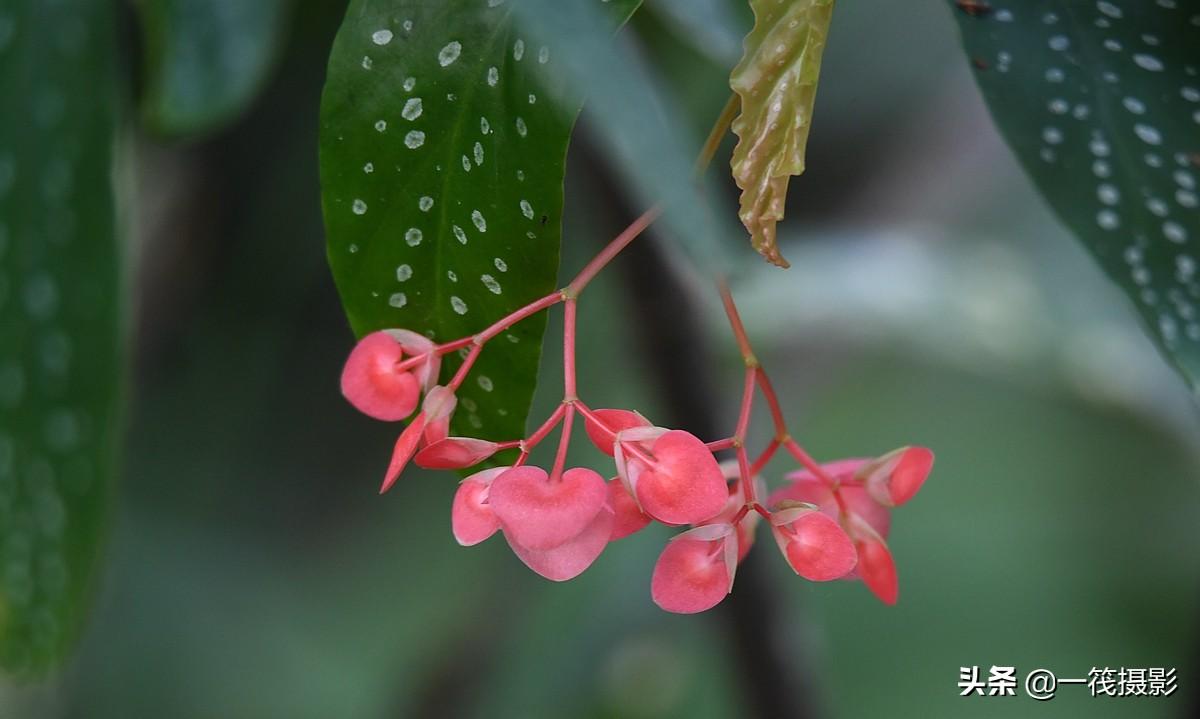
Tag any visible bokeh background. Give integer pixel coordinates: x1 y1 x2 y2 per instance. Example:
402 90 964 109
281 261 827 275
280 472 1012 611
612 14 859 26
3 0 1199 717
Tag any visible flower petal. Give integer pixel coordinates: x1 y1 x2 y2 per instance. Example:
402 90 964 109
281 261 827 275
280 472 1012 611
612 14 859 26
651 535 732 614
380 413 426 493
634 430 727 525
489 466 607 550
450 467 507 546
506 506 613 581
341 331 421 421
584 409 651 456
415 437 499 469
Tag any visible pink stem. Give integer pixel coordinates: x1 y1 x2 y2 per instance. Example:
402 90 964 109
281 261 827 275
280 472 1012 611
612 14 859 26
563 299 578 399
749 439 780 477
447 344 482 391
549 404 575 482
706 438 736 451
525 404 566 450
784 438 836 486
565 207 660 296
477 292 563 344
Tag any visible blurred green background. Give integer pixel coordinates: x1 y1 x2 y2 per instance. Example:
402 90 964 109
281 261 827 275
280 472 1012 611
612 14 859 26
2 0 1199 717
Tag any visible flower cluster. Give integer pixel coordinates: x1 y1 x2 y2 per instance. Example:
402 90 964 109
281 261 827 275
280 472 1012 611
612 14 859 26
339 210 934 613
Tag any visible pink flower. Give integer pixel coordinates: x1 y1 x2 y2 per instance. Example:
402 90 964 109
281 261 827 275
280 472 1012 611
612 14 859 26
451 467 507 546
415 437 500 469
505 504 613 582
341 330 439 421
859 446 934 507
379 386 460 493
768 504 857 581
583 408 651 456
651 524 738 614
489 466 609 550
606 478 651 540
768 447 933 604
614 427 727 525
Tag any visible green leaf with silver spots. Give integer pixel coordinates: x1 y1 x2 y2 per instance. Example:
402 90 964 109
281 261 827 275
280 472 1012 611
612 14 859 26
0 0 122 675
320 0 638 449
948 0 1200 390
730 0 835 268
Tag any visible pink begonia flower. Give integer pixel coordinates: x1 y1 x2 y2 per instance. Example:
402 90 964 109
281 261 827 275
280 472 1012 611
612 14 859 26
415 437 499 469
614 427 727 526
341 330 439 421
379 413 427 494
845 514 898 605
506 504 613 581
420 385 458 445
583 408 651 456
859 446 934 507
651 524 738 614
606 478 650 540
769 505 857 581
488 466 608 550
770 459 891 539
451 467 507 546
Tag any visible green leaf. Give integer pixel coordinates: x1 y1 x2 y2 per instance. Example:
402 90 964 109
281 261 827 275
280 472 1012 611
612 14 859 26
948 1 1200 390
320 0 638 448
0 0 122 676
139 0 291 137
730 0 835 268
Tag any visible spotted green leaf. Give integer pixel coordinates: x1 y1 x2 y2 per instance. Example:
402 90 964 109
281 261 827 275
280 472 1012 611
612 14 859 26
320 0 638 449
949 1 1200 390
138 0 291 137
730 0 835 268
0 0 122 676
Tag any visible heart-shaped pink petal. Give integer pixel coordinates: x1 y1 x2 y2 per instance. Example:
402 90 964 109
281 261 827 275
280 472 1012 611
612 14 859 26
607 478 650 540
341 331 421 421
489 466 607 550
415 437 499 469
651 536 732 614
631 430 726 525
451 467 506 546
507 505 613 581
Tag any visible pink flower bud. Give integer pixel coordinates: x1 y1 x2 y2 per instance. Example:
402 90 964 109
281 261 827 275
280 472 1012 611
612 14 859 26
583 408 651 456
769 506 857 581
607 478 651 540
506 505 613 581
488 466 608 550
845 514 898 605
451 467 507 546
859 446 934 507
651 524 737 614
614 428 727 526
415 437 499 469
421 386 457 444
341 331 423 421
379 413 427 494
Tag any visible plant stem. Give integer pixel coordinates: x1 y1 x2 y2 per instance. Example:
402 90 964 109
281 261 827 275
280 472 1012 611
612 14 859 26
695 93 739 177
564 206 660 297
